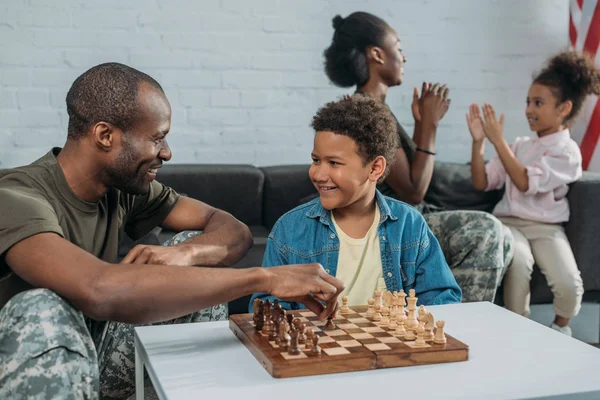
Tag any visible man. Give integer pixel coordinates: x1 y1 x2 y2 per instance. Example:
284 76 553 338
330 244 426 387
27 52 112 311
0 63 343 399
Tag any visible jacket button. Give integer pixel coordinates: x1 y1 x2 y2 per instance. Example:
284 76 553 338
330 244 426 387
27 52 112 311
330 233 336 239
382 236 386 241
387 272 392 278
325 269 331 273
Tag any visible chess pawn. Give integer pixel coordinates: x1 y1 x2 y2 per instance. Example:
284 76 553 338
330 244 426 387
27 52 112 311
389 309 398 330
292 317 302 330
304 328 314 351
380 306 390 327
366 298 375 318
414 322 427 347
340 295 351 314
434 320 447 344
404 327 416 341
263 300 273 335
394 312 407 337
286 313 294 329
310 333 321 355
288 327 301 355
298 323 307 344
372 303 382 322
269 315 280 341
324 316 336 331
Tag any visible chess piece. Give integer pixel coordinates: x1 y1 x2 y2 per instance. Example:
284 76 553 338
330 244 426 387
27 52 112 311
255 302 264 331
263 300 273 335
424 312 435 341
383 290 394 307
310 333 321 355
340 295 351 314
380 306 390 327
324 316 336 331
404 327 416 341
434 320 447 344
405 295 418 330
395 312 407 337
418 304 428 323
389 309 398 329
292 317 302 330
398 289 407 310
288 327 301 355
373 303 382 322
374 290 383 308
305 328 314 351
277 318 291 349
298 323 307 344
286 313 294 328
414 321 427 347
409 288 416 299
366 298 375 318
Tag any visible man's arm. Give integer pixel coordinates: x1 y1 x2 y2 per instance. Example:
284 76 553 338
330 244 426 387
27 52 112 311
126 196 253 267
6 233 343 324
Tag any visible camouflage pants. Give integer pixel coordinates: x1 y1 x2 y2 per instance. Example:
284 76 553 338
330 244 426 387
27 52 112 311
0 231 228 400
424 210 514 302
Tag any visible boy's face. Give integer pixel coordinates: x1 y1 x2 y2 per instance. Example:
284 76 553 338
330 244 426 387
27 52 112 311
309 131 380 211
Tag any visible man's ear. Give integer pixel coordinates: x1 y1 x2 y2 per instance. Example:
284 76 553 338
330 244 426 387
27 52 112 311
367 46 385 65
558 100 573 120
369 156 387 182
92 122 117 151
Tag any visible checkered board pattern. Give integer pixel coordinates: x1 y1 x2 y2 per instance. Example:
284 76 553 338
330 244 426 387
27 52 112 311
229 305 469 378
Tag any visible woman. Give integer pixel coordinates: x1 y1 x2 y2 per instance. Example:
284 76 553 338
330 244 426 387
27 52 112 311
322 12 513 302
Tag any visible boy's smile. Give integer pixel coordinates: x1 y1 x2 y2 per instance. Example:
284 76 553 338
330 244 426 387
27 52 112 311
309 131 377 212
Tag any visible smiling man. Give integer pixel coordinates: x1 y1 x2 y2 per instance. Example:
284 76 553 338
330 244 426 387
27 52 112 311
0 63 343 399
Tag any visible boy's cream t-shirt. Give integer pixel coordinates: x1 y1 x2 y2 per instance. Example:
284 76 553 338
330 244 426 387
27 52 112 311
331 205 386 306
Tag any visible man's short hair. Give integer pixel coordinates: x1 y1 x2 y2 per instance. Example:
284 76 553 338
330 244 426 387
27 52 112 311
66 62 164 140
311 94 398 180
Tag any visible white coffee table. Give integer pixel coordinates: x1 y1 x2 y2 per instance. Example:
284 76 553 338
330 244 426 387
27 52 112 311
134 302 600 399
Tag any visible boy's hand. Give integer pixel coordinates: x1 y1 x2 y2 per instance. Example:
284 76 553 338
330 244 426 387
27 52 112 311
466 103 485 142
264 263 344 320
481 103 505 146
420 82 451 128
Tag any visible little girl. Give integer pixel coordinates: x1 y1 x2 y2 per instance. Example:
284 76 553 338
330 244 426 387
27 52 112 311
467 50 600 336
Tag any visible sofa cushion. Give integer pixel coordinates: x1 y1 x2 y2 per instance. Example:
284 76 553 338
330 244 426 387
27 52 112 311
425 161 504 212
157 164 264 226
261 165 316 229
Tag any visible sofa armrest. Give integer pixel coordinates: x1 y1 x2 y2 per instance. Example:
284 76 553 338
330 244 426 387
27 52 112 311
566 171 600 292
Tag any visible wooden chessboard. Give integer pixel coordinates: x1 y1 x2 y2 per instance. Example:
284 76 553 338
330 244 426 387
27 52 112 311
229 305 469 378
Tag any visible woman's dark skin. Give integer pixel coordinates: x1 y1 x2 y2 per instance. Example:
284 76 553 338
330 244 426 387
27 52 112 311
358 27 450 205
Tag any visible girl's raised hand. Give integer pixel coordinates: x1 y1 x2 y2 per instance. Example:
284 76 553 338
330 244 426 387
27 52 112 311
466 103 485 142
481 103 505 145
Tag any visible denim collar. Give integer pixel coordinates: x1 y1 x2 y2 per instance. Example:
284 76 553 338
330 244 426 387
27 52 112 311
305 190 398 227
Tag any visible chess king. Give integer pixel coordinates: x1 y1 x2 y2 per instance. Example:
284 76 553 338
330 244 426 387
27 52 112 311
249 95 461 312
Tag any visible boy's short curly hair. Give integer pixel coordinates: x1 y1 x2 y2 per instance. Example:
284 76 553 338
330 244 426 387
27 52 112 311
311 94 398 181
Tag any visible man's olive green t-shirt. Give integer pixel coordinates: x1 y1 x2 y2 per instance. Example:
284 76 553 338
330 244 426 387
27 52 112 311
0 148 180 307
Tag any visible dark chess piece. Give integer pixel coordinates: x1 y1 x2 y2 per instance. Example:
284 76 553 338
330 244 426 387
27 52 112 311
288 327 300 355
255 302 264 331
286 313 294 328
298 323 307 344
324 316 336 331
310 333 321 355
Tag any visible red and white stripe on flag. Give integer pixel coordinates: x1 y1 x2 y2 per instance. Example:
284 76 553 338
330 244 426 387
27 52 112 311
570 0 600 171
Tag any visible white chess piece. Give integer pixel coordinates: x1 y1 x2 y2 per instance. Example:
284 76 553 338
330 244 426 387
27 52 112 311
340 295 351 314
373 303 382 322
380 306 390 327
366 298 375 318
434 320 447 344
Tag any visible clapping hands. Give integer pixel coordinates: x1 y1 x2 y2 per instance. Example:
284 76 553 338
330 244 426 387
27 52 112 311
466 103 505 146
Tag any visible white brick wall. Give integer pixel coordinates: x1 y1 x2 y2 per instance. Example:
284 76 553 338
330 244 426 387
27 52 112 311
0 0 569 168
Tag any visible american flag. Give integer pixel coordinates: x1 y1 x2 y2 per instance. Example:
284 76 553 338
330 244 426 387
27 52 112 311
570 0 600 171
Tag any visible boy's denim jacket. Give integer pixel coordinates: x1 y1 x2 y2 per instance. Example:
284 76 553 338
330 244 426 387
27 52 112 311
249 191 461 311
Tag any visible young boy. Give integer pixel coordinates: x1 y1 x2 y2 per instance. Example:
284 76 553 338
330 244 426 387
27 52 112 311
250 95 461 311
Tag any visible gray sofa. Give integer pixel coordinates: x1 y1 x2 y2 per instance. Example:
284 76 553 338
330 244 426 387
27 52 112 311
149 162 600 315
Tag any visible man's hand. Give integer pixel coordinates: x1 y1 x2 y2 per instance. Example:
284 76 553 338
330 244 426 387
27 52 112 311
264 263 344 320
481 103 505 146
120 244 194 266
420 82 450 128
466 103 485 142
